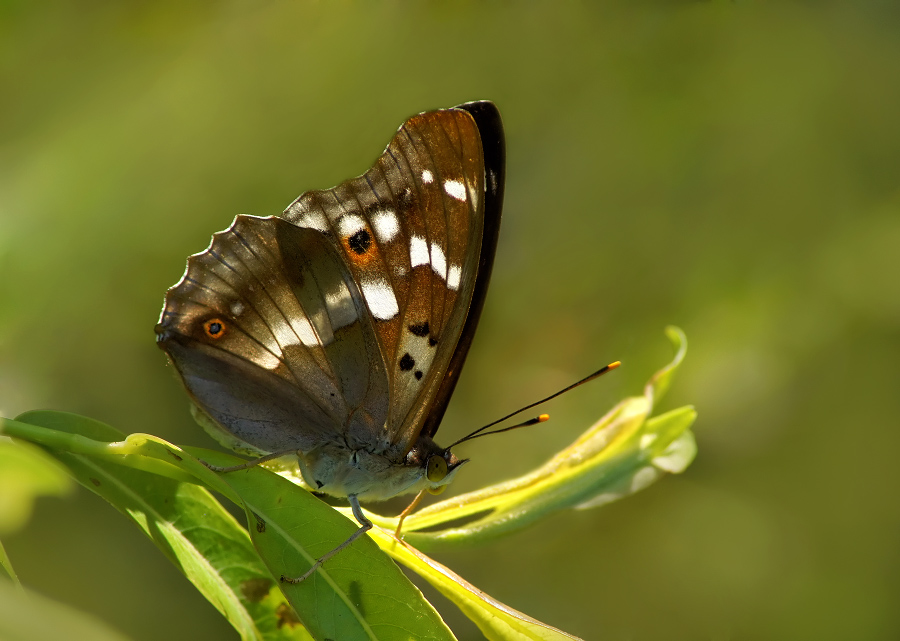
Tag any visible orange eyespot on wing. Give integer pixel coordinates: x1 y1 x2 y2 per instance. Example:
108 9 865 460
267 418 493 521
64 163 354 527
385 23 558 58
342 227 380 267
203 318 226 339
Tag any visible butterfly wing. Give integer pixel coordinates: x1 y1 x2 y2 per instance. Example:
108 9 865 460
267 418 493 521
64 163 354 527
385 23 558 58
156 215 389 454
282 101 505 454
418 101 505 441
158 102 505 463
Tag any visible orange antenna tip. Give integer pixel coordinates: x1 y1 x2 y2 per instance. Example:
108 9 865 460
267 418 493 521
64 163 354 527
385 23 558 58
608 361 621 370
538 413 550 422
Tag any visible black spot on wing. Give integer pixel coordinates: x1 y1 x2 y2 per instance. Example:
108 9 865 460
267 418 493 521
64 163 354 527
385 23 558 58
408 321 430 337
348 229 372 254
399 353 415 371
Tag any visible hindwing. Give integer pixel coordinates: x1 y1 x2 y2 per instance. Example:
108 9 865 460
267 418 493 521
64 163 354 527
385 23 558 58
156 216 389 454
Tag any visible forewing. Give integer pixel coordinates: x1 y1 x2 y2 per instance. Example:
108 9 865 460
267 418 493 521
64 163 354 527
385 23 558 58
156 215 389 454
419 101 505 439
282 107 488 452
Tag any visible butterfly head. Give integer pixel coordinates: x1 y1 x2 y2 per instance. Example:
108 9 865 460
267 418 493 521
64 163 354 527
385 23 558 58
404 435 468 496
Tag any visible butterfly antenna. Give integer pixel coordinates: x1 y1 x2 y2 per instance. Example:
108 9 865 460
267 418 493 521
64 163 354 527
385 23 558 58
448 361 621 449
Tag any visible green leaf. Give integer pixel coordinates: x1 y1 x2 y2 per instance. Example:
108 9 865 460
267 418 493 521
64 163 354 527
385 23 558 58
643 325 688 406
207 458 455 641
135 436 455 641
4 412 311 641
373 530 582 641
370 327 696 549
2 414 453 641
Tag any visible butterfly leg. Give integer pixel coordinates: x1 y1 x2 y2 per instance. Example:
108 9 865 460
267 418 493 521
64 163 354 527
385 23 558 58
394 489 427 537
280 494 372 584
201 448 298 473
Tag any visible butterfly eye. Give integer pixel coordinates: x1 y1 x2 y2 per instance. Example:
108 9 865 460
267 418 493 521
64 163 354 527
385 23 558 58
426 455 448 483
203 319 226 339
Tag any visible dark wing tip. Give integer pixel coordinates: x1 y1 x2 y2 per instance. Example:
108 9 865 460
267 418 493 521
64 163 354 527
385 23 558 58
453 101 505 206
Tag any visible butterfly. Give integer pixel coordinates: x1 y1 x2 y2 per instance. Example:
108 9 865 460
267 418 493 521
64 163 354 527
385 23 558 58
155 101 505 581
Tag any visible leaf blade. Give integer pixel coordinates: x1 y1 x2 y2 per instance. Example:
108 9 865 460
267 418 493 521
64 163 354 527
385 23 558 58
6 412 310 641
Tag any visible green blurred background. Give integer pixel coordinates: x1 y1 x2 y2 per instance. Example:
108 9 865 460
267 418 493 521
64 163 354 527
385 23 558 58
3 2 900 639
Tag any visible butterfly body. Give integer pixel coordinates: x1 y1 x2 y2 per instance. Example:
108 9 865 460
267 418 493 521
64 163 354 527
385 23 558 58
295 434 454 501
156 101 504 505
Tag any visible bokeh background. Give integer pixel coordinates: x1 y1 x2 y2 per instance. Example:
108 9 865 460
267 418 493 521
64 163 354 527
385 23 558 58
3 2 899 639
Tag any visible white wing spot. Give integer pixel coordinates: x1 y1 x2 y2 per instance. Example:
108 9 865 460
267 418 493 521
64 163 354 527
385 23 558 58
410 235 429 268
447 264 461 291
324 284 358 331
298 210 329 232
337 214 366 238
229 301 245 316
361 277 399 320
443 179 467 201
430 242 447 279
422 170 434 184
372 209 399 243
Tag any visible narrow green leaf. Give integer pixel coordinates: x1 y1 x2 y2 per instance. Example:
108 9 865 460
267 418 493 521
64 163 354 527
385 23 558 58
133 438 455 640
210 460 456 641
1 414 198 485
645 406 699 474
369 327 696 549
4 413 454 641
7 412 311 641
643 325 687 406
373 530 581 641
